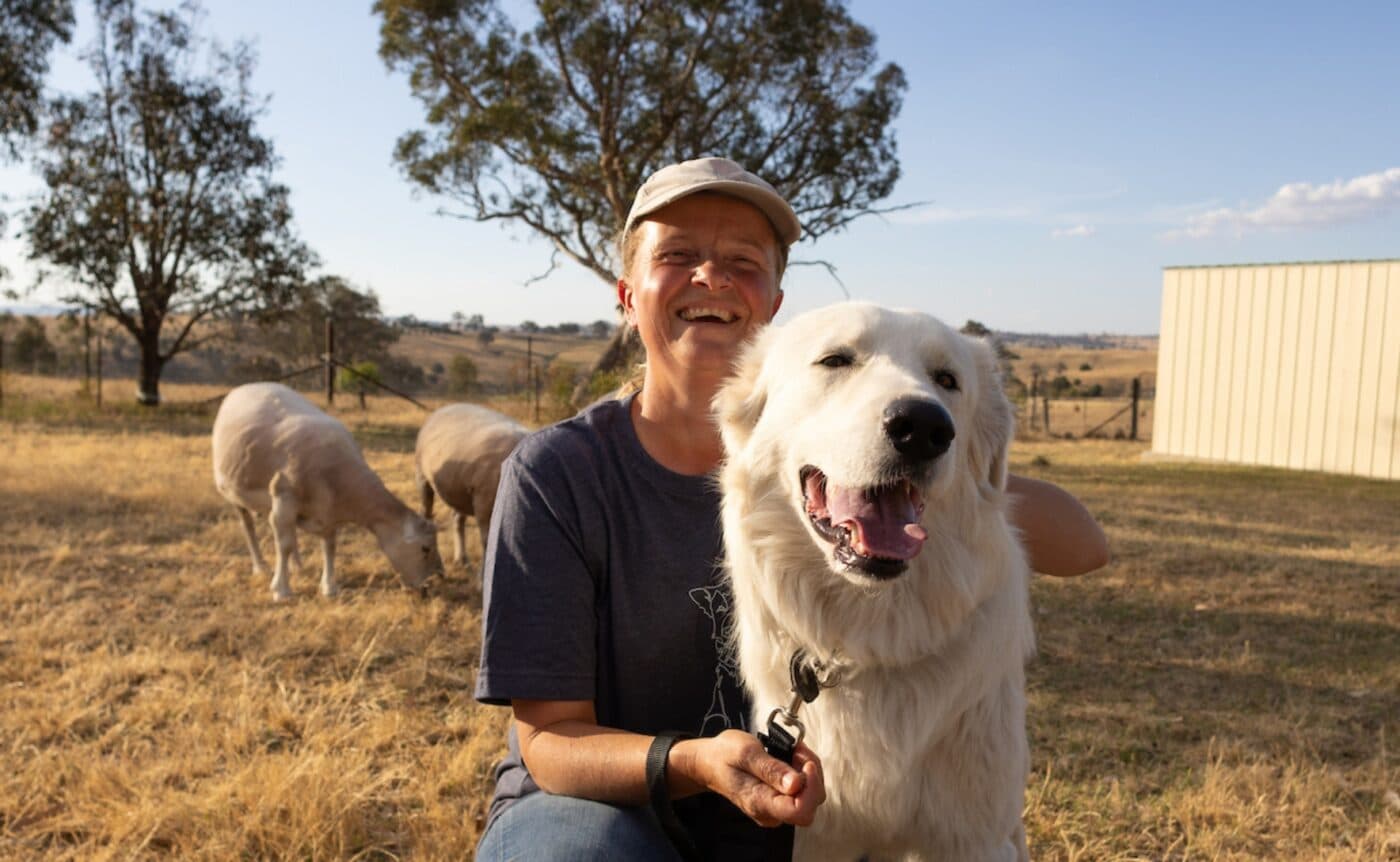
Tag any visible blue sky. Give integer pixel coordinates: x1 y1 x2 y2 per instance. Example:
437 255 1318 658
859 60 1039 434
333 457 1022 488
2 0 1397 334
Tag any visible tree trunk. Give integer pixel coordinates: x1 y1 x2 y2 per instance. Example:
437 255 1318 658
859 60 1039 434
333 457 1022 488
570 322 643 408
136 334 165 407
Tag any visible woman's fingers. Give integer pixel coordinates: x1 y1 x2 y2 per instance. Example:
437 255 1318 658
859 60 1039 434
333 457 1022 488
699 731 826 827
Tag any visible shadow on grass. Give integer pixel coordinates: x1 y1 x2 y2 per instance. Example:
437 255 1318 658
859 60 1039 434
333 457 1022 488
1030 584 1399 781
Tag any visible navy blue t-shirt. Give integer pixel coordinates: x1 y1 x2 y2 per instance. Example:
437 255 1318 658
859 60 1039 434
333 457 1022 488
475 395 760 848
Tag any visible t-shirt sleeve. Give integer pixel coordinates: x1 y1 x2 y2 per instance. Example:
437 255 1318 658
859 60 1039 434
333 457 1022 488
474 441 599 706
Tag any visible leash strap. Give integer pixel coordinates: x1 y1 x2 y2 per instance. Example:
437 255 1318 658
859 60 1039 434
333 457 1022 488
646 732 704 862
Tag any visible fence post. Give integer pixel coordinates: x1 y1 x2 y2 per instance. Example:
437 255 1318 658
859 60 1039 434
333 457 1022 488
83 310 92 395
533 362 541 424
1042 395 1051 436
1131 378 1140 440
95 322 103 408
1028 374 1039 431
526 335 536 418
325 318 335 406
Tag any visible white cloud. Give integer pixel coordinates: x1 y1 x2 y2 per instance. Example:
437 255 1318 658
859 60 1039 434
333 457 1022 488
1167 167 1400 240
1051 224 1096 238
889 205 1033 225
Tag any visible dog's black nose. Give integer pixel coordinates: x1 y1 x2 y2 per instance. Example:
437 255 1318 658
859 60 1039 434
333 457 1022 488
883 398 955 463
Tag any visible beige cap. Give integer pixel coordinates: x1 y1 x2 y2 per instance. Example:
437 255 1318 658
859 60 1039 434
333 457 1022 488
623 157 802 247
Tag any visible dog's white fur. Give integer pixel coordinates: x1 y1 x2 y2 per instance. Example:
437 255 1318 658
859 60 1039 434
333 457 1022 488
716 303 1034 862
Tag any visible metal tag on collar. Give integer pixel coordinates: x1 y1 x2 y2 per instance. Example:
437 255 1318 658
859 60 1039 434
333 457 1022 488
790 649 843 702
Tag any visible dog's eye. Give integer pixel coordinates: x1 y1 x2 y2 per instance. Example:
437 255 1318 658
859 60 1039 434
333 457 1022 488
932 369 959 391
816 352 853 369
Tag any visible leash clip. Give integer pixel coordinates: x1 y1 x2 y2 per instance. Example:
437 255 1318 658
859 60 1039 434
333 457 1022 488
758 649 845 763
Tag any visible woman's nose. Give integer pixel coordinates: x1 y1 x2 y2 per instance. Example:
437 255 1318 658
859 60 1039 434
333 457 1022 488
693 257 732 289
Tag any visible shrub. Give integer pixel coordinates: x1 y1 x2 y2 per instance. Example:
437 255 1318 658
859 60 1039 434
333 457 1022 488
337 361 381 408
447 355 478 396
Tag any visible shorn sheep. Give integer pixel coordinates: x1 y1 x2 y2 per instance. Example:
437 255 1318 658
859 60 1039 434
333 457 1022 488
414 403 527 569
212 382 443 600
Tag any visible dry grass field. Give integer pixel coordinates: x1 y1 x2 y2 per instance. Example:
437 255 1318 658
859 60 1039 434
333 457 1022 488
2 375 1396 860
1006 342 1160 395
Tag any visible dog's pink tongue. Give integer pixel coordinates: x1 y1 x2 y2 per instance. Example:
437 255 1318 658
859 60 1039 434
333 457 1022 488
826 484 927 560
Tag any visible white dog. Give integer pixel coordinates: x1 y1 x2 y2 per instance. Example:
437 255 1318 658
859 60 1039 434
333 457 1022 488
715 302 1034 862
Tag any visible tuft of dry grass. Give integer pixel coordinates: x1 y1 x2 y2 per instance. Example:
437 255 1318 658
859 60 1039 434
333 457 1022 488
1 386 1396 859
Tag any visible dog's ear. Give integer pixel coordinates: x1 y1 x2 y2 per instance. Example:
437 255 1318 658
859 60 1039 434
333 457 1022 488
967 336 1013 493
713 329 772 454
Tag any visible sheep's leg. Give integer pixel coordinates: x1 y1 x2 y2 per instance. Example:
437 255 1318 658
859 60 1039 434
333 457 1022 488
268 479 298 602
319 531 338 598
476 519 490 573
452 511 468 566
235 506 270 576
420 477 435 520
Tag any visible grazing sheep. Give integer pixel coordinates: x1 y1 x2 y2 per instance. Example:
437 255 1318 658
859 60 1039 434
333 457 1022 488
414 403 527 569
212 382 442 600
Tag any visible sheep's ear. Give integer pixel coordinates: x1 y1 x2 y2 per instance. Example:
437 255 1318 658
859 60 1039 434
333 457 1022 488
713 329 772 455
968 336 1013 493
404 515 434 542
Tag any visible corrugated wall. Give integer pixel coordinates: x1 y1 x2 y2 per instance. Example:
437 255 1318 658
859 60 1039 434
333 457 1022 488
1153 259 1398 480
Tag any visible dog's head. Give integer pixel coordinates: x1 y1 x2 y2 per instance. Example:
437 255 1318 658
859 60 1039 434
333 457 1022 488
716 302 1013 588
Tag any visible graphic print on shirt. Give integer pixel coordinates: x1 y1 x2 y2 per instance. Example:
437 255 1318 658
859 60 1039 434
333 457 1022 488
689 582 744 736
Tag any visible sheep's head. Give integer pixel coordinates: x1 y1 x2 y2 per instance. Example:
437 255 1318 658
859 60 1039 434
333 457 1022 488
383 513 443 591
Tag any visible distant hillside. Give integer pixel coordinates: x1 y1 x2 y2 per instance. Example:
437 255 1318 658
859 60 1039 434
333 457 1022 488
0 313 613 397
999 332 1158 351
3 312 1157 400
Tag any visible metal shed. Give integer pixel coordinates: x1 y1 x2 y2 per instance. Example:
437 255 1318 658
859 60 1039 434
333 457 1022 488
1153 259 1398 480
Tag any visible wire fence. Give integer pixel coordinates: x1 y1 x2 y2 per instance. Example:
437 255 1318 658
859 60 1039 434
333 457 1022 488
1019 391 1154 441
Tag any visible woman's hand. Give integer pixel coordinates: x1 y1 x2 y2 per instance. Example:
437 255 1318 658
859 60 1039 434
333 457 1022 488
670 729 826 827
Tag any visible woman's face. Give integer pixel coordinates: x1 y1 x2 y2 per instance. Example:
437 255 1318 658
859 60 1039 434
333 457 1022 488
617 193 784 388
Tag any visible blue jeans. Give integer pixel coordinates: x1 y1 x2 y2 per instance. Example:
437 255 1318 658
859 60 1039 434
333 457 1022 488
475 792 682 861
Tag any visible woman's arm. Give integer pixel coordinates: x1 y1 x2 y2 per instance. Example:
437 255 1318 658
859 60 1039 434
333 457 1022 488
1005 474 1110 576
513 698 824 827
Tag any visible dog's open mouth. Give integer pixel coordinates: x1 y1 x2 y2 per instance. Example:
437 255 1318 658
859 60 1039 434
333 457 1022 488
800 466 928 578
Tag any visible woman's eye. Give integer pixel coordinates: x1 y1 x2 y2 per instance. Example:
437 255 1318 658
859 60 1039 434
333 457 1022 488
817 353 853 369
932 369 959 391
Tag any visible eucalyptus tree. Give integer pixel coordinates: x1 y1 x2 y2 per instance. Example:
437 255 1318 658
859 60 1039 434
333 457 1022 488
377 0 907 385
25 0 312 405
0 0 75 158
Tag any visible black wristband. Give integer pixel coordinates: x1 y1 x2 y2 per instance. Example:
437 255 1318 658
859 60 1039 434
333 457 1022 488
646 732 702 862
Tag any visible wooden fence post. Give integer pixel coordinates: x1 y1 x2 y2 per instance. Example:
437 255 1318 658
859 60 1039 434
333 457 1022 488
1042 395 1051 436
533 362 541 424
95 322 103 408
83 310 92 396
1028 374 1039 431
1131 378 1140 440
325 318 335 406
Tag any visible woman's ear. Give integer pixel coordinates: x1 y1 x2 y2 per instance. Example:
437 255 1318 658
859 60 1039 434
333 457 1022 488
616 278 636 325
